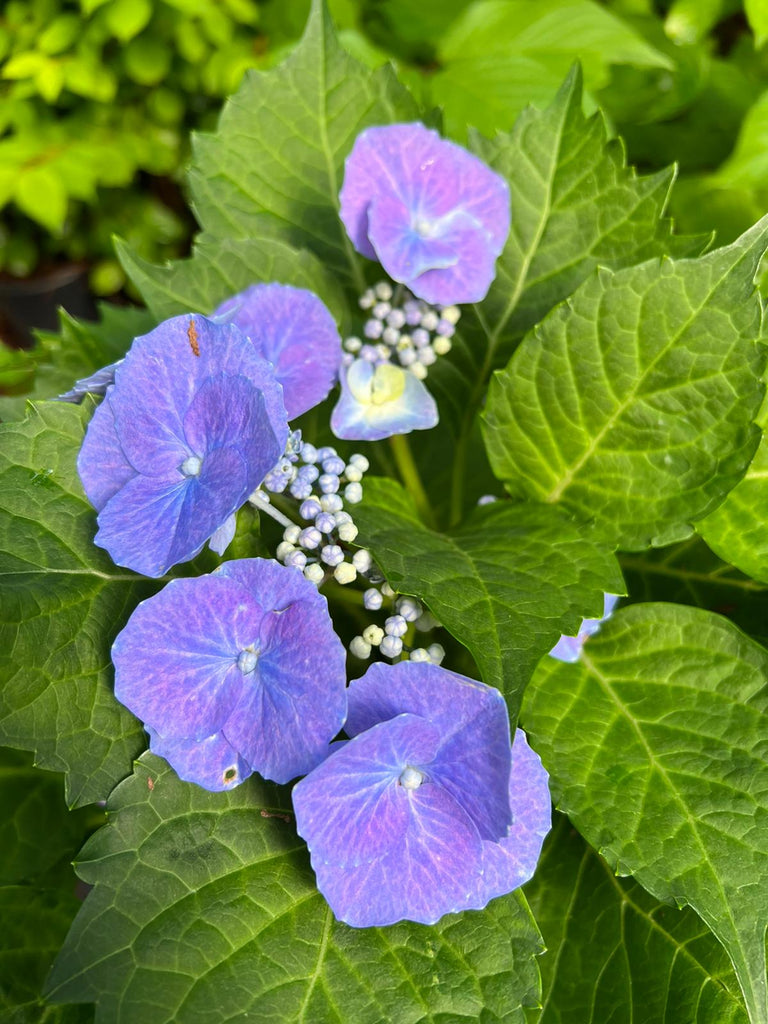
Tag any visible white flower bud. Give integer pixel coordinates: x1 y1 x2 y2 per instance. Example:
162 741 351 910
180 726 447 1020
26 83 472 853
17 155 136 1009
382 326 400 346
380 635 403 658
321 544 344 567
304 563 325 585
276 541 295 561
440 305 461 324
381 582 395 598
286 550 307 570
334 561 357 585
409 647 430 663
374 281 393 300
385 614 408 637
299 526 322 549
418 346 437 366
387 308 406 329
344 336 362 353
349 635 372 658
421 310 439 331
349 454 369 472
338 521 359 543
428 643 446 665
410 362 428 380
344 482 363 504
359 289 376 309
344 465 363 483
363 624 385 646
433 336 452 356
352 549 372 573
397 597 422 621
398 347 417 367
320 493 343 513
283 525 301 544
363 588 383 610
373 301 391 320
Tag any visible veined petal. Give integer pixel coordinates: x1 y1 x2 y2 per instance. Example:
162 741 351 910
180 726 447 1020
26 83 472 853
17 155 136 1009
147 728 251 792
76 389 136 511
331 359 437 441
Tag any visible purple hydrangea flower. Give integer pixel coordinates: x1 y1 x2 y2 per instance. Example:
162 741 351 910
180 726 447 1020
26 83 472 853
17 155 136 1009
213 284 343 420
77 314 288 577
112 557 348 789
549 593 620 662
293 661 549 927
330 358 437 441
339 123 510 305
57 360 121 403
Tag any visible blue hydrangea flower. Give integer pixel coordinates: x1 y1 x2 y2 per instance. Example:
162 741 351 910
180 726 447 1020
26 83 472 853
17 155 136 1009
339 123 510 305
549 593 620 662
213 284 343 420
293 661 550 927
112 557 348 789
330 358 437 440
77 314 288 577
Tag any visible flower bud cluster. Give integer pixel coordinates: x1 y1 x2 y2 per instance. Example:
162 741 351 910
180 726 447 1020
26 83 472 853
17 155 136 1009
343 280 461 381
349 588 445 665
253 435 372 587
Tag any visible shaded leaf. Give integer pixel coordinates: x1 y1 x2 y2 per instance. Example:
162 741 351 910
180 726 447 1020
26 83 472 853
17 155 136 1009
522 602 768 1024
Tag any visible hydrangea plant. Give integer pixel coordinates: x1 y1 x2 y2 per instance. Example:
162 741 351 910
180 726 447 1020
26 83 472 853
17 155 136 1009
2 4 768 1023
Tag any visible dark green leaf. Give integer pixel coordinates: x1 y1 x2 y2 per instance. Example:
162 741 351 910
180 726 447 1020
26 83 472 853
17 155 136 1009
354 477 623 717
47 753 543 1024
483 217 768 550
522 602 768 1024
524 814 748 1024
0 402 151 806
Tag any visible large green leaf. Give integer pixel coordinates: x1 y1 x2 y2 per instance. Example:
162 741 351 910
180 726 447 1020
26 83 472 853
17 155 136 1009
0 402 151 807
47 752 543 1024
116 235 349 330
696 433 768 584
186 0 418 293
522 603 768 1024
353 478 623 717
524 814 748 1024
434 65 703 521
483 217 768 551
431 0 671 139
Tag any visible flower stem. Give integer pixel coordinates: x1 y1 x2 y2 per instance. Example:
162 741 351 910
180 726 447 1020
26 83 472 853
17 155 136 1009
388 433 436 529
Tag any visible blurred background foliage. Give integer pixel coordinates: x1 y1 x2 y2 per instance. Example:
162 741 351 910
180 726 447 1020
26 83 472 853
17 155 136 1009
2 0 768 342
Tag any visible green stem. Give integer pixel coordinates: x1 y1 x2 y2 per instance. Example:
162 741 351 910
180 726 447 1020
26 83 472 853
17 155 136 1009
389 433 436 528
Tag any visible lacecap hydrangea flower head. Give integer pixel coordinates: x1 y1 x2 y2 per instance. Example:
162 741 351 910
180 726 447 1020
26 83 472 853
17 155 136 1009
112 558 348 789
339 123 510 305
77 313 288 577
293 661 551 927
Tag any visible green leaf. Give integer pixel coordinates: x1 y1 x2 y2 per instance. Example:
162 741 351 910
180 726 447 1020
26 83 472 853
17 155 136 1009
47 753 543 1024
123 35 171 85
1 885 93 1024
714 91 768 191
0 402 151 807
524 814 748 1024
482 217 768 551
619 537 768 647
0 304 155 422
14 167 67 234
187 0 418 292
522 602 768 1024
746 0 768 47
105 0 152 42
696 432 768 584
116 234 348 330
354 478 623 717
431 0 671 138
0 747 96 885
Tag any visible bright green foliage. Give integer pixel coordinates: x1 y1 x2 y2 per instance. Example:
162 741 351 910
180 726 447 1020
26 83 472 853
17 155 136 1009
46 753 543 1024
483 218 768 551
523 603 768 1024
697 434 768 584
715 91 768 191
0 304 155 423
431 0 671 138
116 235 348 330
353 478 623 717
745 0 768 48
524 814 748 1024
0 402 150 806
187 0 417 293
